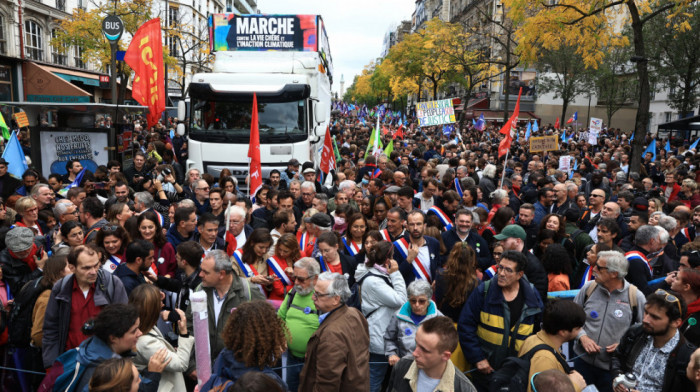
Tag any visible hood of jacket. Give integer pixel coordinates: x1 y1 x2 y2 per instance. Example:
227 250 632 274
395 300 439 324
77 336 119 367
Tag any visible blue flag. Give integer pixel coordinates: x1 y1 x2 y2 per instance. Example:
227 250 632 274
533 120 539 132
629 132 634 144
561 130 567 143
475 113 486 131
442 125 453 137
690 138 699 151
1 131 27 179
472 119 477 126
525 122 531 139
643 140 657 162
665 140 671 152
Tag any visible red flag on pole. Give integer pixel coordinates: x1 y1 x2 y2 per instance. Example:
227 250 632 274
124 18 165 129
554 117 560 130
497 87 522 158
248 93 262 201
395 125 404 139
498 132 512 158
319 126 335 176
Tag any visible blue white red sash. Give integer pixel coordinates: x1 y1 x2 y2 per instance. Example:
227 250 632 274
150 209 165 228
103 255 121 272
625 251 652 273
681 227 691 240
232 249 256 278
380 229 391 241
342 237 361 256
394 238 431 281
371 168 382 179
454 178 463 198
484 264 498 279
266 255 292 286
579 265 594 289
428 206 453 231
318 255 331 272
298 232 309 250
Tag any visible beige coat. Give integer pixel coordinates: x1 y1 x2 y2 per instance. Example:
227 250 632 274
133 327 194 392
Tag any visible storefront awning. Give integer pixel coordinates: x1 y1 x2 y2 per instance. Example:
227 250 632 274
23 62 92 103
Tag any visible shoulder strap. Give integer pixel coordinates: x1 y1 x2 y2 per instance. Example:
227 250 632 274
286 288 297 310
571 229 583 242
525 344 571 373
358 271 392 288
584 281 597 302
628 284 638 324
482 279 492 302
241 278 251 301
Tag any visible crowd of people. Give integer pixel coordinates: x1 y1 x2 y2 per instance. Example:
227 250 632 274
0 107 699 392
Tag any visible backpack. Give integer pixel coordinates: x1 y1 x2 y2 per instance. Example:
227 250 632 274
489 344 571 392
583 281 639 324
8 277 45 347
200 374 235 392
37 347 85 392
346 271 392 318
284 288 319 315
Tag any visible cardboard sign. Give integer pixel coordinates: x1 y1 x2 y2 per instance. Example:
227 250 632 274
13 112 29 128
415 99 456 127
529 135 559 153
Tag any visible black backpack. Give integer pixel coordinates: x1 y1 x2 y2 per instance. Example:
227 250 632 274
8 277 45 347
346 271 392 318
489 344 571 392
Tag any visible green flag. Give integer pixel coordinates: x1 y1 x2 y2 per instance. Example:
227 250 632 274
364 126 384 159
384 139 394 156
332 136 341 162
0 111 9 141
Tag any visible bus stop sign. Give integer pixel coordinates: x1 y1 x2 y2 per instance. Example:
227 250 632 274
102 15 124 42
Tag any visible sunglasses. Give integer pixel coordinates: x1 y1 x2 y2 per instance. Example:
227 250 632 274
655 289 682 316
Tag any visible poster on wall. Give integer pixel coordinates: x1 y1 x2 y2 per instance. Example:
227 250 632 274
39 130 109 176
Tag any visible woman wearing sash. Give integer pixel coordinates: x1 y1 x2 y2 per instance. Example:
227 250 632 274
267 233 301 301
232 228 274 294
340 214 367 258
132 211 176 277
296 208 319 257
95 225 130 273
315 232 358 287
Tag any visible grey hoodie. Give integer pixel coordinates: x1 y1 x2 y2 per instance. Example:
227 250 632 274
573 279 646 369
354 263 407 354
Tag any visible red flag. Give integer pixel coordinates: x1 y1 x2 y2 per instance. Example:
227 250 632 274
124 18 165 129
498 132 512 158
554 117 560 130
395 125 404 139
382 126 389 136
498 87 522 158
319 126 335 175
248 93 262 201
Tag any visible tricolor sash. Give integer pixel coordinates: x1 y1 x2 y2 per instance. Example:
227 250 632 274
428 206 453 231
681 227 691 240
151 209 165 228
380 229 391 242
625 250 652 273
371 168 382 179
103 255 121 272
484 264 498 279
298 232 309 250
232 249 257 278
579 265 594 289
454 178 463 197
394 238 431 281
267 256 292 286
342 237 362 256
318 255 331 272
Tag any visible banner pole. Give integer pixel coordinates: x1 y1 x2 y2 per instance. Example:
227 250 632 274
500 149 509 188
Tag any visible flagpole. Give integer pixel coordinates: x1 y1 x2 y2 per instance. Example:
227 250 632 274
499 149 509 188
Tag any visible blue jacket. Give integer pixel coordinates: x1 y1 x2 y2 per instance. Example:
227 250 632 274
533 201 548 225
201 348 287 391
458 278 543 369
166 223 195 249
441 229 493 271
392 235 442 285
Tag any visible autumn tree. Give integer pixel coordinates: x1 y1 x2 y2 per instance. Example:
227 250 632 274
163 12 213 97
503 0 695 173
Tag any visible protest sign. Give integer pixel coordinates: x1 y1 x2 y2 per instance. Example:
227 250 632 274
39 130 108 175
588 117 602 145
559 156 573 174
529 135 559 153
415 99 456 127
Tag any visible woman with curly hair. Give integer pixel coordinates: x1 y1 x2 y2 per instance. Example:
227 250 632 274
542 243 572 292
538 213 576 265
267 233 301 301
201 301 288 391
95 225 130 273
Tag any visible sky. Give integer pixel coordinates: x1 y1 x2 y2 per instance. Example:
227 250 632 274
260 0 416 97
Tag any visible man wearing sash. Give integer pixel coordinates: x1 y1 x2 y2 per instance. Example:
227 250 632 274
427 190 461 233
625 225 664 295
382 207 407 243
442 209 492 271
393 210 441 285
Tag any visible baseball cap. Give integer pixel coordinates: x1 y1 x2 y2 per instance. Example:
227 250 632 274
6 227 35 253
302 167 316 174
309 213 332 229
494 225 527 241
632 197 649 212
385 186 401 194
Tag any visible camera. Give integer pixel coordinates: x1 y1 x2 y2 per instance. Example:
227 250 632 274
613 373 637 389
163 167 172 176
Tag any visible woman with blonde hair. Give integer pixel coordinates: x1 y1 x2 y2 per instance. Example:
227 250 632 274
14 196 47 236
130 284 194 392
89 358 140 392
107 202 134 228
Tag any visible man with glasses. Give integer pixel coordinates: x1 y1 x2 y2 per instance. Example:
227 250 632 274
579 189 607 239
192 179 211 215
278 257 321 392
572 251 645 392
459 250 543 392
299 271 369 391
295 181 316 215
611 289 695 392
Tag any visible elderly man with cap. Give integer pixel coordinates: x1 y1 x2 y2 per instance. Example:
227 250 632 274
485 225 548 302
0 226 48 294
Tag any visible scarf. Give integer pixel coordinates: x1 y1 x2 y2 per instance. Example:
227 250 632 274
9 243 38 271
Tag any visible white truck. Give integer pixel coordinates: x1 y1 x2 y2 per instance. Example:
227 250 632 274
179 14 333 187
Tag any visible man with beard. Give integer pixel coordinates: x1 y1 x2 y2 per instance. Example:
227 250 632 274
393 210 441 285
516 204 539 251
278 257 321 392
442 209 492 271
534 187 555 225
492 225 549 302
611 290 695 392
114 239 155 296
620 211 649 252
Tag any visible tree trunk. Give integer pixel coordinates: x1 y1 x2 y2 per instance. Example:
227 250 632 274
629 4 650 174
561 101 568 129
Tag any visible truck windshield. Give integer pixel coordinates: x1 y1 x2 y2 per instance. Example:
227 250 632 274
189 99 307 143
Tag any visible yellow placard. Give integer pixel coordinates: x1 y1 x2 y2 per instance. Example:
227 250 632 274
529 135 559 153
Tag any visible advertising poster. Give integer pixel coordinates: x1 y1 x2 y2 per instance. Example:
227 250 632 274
39 130 108 175
415 99 456 127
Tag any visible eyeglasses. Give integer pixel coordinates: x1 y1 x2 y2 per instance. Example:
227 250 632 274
293 275 315 284
592 264 608 271
590 194 605 198
103 225 120 233
497 264 516 274
409 298 428 305
655 289 682 316
197 187 210 191
312 291 332 298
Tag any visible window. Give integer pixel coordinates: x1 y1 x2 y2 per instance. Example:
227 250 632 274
74 46 85 69
665 112 673 123
24 20 44 61
168 36 179 57
0 15 6 55
56 0 65 11
168 6 179 26
226 0 233 11
51 29 67 65
78 0 85 10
